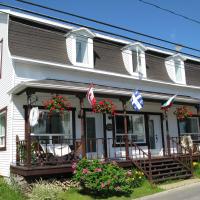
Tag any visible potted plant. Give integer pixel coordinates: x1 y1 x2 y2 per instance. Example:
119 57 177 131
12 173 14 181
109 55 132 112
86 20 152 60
174 106 193 121
92 99 116 115
43 95 71 115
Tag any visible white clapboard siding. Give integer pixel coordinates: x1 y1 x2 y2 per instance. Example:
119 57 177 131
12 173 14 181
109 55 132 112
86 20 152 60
0 13 15 177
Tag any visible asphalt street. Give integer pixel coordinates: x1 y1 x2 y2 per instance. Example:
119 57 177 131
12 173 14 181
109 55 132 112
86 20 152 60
137 182 200 200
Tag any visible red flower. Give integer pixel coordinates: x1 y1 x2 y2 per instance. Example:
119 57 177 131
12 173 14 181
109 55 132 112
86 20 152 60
94 168 102 172
82 168 89 174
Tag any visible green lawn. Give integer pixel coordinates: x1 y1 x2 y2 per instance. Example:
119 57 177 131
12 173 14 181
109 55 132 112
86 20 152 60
0 177 25 200
57 181 163 200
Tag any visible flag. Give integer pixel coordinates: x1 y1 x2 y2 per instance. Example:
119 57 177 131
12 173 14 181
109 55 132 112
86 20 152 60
130 90 144 111
161 95 176 111
86 84 96 106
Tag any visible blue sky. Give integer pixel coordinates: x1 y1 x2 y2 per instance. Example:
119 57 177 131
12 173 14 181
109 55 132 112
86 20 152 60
2 0 200 56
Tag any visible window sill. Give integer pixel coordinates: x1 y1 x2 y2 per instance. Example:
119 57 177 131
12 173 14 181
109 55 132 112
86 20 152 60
74 62 93 69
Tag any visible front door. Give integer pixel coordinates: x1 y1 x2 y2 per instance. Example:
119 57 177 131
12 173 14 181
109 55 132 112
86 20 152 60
148 115 163 156
85 112 104 159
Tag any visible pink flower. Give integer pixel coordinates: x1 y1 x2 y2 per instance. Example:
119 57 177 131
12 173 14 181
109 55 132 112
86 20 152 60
82 168 89 174
94 168 102 172
127 170 132 176
101 182 105 188
72 162 77 170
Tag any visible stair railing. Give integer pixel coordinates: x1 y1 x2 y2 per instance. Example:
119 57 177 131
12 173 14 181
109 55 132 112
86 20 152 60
169 136 193 173
129 139 152 182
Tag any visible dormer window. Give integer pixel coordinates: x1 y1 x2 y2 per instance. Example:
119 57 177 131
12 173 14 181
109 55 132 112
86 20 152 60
165 54 186 84
122 42 147 78
65 28 95 68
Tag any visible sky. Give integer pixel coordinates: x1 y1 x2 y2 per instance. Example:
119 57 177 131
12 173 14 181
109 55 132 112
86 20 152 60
1 0 200 57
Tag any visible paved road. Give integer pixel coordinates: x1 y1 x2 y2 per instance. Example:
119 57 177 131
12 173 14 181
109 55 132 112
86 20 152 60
137 182 200 200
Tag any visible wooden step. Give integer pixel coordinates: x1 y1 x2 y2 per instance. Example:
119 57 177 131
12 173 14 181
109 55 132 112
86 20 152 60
152 170 188 178
153 173 192 183
151 166 183 173
142 162 181 169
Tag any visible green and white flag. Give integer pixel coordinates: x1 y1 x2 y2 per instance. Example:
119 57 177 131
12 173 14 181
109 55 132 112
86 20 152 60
161 95 177 111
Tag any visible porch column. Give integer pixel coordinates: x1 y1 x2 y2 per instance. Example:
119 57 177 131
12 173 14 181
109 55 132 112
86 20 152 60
120 98 129 160
77 95 86 158
25 90 33 166
164 111 171 156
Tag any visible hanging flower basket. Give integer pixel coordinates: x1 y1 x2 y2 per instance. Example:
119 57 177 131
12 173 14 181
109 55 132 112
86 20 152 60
92 99 116 115
43 95 71 114
174 106 193 121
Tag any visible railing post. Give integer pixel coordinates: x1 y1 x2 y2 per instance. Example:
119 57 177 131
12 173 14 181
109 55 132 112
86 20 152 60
167 134 171 156
148 147 152 182
190 148 194 175
16 135 20 165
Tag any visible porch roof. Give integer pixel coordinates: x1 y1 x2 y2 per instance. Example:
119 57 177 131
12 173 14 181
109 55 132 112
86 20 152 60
8 79 200 105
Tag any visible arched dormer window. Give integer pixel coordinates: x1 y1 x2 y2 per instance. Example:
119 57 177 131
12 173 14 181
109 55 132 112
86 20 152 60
122 42 147 78
65 28 95 68
165 54 186 84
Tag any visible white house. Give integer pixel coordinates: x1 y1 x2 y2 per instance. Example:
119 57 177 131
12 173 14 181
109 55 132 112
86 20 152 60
0 9 199 182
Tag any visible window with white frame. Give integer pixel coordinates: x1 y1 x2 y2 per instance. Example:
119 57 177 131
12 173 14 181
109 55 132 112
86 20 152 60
122 42 147 78
31 110 73 144
165 54 186 84
66 28 95 68
0 108 6 150
114 114 146 144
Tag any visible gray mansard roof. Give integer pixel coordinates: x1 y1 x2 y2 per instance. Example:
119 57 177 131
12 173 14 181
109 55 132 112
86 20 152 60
8 16 200 87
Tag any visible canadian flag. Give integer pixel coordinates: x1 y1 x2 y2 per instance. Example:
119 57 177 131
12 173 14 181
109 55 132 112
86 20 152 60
87 84 96 106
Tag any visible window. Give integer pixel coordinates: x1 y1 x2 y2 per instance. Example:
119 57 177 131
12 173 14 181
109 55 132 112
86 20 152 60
31 110 73 144
179 117 200 135
114 114 146 144
132 49 142 73
175 59 182 82
76 38 88 64
122 42 147 78
0 107 6 150
0 39 3 79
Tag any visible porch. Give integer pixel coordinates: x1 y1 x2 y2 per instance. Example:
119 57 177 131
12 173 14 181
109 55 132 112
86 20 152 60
9 79 200 182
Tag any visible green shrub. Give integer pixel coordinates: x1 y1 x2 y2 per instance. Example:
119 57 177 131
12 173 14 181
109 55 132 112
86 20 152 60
73 159 145 196
29 180 63 200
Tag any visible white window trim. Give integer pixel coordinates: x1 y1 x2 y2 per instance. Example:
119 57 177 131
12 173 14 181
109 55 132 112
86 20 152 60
165 54 186 85
0 108 6 149
122 42 147 78
65 28 95 69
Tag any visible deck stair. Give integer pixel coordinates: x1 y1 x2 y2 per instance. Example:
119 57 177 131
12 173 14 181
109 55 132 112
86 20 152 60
133 157 192 183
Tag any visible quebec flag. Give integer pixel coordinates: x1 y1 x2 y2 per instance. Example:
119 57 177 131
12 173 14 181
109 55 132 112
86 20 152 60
130 90 144 111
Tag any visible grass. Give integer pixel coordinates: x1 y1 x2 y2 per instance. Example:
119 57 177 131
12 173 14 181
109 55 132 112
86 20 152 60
57 180 163 200
0 177 25 200
193 162 200 178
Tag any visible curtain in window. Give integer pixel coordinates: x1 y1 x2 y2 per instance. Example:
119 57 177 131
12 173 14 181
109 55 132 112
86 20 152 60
175 60 182 82
76 39 88 64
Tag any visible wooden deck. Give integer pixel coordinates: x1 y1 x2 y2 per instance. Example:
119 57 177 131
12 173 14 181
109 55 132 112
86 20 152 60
10 160 134 177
